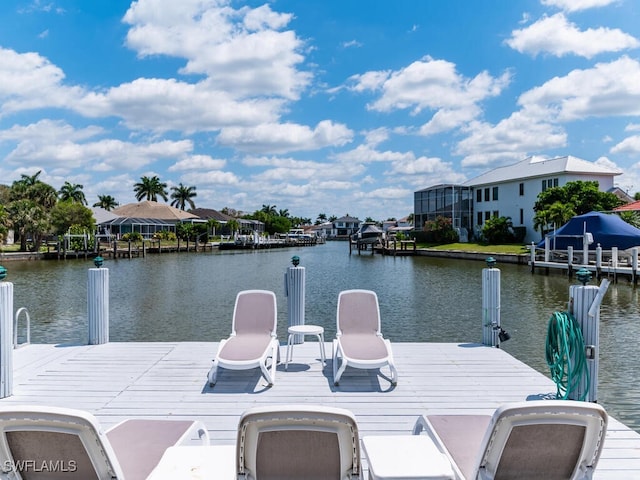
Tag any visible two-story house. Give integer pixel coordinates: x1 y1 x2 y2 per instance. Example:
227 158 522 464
415 156 622 244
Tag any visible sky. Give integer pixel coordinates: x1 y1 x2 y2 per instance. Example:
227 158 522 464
1 0 640 222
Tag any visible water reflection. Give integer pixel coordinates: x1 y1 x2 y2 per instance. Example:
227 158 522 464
7 241 640 431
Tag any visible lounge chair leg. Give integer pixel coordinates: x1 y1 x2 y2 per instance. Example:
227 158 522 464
208 362 218 387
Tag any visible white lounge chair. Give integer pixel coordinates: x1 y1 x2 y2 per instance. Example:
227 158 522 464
412 400 608 480
208 289 279 386
333 289 398 386
0 405 209 480
236 404 361 479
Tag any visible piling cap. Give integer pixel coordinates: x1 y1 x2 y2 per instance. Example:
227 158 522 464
485 256 497 268
291 255 300 267
93 256 104 268
0 265 6 281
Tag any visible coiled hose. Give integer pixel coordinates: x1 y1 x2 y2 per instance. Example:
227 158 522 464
545 311 590 401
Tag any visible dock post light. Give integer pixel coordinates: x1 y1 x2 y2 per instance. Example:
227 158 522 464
576 267 592 286
94 256 104 268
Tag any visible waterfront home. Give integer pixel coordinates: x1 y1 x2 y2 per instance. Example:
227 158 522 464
99 201 201 239
332 215 361 238
414 155 622 244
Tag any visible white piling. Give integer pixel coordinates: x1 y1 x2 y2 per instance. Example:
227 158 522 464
568 279 609 402
88 267 109 345
284 263 305 344
482 266 500 347
0 281 13 398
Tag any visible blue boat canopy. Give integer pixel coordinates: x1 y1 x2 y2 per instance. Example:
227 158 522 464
537 211 640 250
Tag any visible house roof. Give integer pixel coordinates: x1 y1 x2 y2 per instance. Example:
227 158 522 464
614 200 640 212
189 208 233 222
464 155 622 187
335 215 360 223
91 207 119 224
112 201 198 220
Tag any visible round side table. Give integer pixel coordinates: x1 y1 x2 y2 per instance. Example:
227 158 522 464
285 325 326 370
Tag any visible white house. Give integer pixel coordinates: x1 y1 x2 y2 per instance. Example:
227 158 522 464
415 155 622 244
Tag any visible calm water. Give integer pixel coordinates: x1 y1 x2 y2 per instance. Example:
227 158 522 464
7 241 640 431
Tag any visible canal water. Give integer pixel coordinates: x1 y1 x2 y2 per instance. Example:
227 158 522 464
6 241 640 431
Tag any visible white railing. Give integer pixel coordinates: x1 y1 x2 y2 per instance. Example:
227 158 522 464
13 307 30 348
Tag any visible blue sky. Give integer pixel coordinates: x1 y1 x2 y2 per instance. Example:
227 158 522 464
1 0 640 222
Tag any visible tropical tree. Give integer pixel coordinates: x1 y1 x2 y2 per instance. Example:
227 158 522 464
329 215 337 222
533 180 622 217
278 208 289 218
0 205 8 243
6 199 50 251
170 183 197 210
58 181 87 205
133 175 168 202
532 180 622 239
7 173 58 251
315 213 327 225
482 216 515 244
50 201 95 235
93 195 119 211
226 218 239 236
261 204 277 215
618 211 640 228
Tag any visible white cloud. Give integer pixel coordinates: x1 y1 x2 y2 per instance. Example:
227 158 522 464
541 0 618 13
217 120 353 154
518 56 640 121
506 13 638 58
168 155 226 171
123 0 310 100
455 112 567 168
610 135 640 155
347 56 510 134
181 170 240 185
0 48 86 116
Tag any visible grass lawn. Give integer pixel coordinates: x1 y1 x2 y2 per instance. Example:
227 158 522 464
417 242 529 254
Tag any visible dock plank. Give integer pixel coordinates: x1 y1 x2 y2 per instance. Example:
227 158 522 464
3 341 639 478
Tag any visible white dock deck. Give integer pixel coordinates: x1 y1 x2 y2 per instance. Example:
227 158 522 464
4 341 640 478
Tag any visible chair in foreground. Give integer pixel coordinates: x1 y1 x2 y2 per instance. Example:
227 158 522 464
236 404 361 479
208 289 279 387
333 289 398 386
0 405 209 480
412 400 608 480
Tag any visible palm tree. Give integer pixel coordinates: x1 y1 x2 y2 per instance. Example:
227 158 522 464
278 208 289 218
261 204 277 216
93 195 119 211
170 183 197 210
58 182 87 205
133 175 168 202
19 170 42 187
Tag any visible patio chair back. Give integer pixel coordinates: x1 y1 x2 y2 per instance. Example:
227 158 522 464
337 289 381 335
233 290 277 336
237 405 360 480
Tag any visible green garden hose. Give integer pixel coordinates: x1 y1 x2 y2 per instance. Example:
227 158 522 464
545 311 590 401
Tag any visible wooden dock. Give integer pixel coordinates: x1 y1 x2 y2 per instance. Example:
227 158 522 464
3 341 639 478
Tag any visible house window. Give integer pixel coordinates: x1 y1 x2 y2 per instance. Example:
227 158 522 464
519 183 524 196
485 211 491 221
492 187 498 201
553 178 559 187
476 189 482 203
477 212 483 225
493 210 499 218
520 208 524 225
484 188 490 201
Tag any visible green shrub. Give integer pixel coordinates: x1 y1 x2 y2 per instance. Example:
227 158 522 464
122 232 143 242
